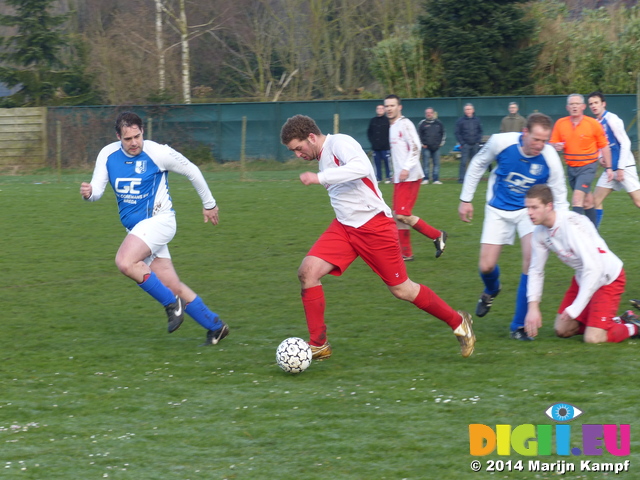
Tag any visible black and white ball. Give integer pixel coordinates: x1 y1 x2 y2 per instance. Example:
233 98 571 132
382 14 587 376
276 337 312 373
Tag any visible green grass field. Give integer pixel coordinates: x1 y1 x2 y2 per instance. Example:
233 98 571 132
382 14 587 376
2 159 640 479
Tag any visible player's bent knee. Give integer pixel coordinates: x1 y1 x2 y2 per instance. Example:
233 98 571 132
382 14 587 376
583 328 607 344
114 256 133 276
554 328 573 338
478 263 496 275
388 280 419 302
298 265 321 287
583 334 604 344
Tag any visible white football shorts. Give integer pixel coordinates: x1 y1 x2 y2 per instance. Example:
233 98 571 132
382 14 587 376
128 212 176 265
595 164 640 193
480 205 534 245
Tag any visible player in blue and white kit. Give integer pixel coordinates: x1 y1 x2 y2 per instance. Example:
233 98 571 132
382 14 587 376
587 92 640 227
80 112 229 346
458 113 568 340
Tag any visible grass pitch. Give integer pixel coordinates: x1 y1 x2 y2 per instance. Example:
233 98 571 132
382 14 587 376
1 161 640 479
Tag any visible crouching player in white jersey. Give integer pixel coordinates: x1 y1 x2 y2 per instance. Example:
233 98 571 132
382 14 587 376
524 184 640 343
458 113 568 341
587 91 640 227
281 115 475 359
80 112 229 346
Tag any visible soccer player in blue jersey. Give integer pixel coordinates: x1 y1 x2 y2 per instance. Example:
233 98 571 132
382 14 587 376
80 112 229 346
587 91 640 227
458 113 569 340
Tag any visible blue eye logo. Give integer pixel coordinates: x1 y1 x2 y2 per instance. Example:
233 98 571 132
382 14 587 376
545 403 583 422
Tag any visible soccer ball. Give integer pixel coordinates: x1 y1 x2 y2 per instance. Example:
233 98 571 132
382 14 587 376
276 337 312 374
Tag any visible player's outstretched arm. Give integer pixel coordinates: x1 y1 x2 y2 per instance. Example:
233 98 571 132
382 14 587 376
80 182 93 199
458 201 473 222
300 172 320 185
525 302 542 337
203 206 219 225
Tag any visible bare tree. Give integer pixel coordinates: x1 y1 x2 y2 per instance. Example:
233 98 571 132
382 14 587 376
158 0 222 103
155 0 166 93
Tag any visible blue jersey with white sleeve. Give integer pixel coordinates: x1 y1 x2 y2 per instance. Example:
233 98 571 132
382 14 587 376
460 132 568 211
599 110 621 170
598 110 636 171
86 140 216 231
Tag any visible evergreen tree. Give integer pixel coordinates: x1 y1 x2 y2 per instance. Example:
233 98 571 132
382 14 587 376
0 0 99 106
419 0 541 97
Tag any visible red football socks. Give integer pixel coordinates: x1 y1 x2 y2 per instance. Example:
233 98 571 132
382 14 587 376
607 323 633 343
398 229 412 257
412 218 440 240
412 284 462 330
301 285 327 346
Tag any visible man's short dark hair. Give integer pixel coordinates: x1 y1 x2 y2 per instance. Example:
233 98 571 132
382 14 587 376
280 115 322 145
588 91 606 103
526 113 553 131
115 112 143 136
384 94 401 104
526 184 554 205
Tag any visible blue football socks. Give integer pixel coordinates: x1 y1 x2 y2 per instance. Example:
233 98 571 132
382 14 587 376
138 272 176 306
480 264 501 295
510 273 529 331
596 209 604 228
185 296 223 331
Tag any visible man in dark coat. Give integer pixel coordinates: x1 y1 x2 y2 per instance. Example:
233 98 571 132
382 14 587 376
367 104 392 183
455 103 483 183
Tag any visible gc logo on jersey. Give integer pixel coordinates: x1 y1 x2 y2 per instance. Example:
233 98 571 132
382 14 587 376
505 172 536 189
135 160 147 174
115 178 142 194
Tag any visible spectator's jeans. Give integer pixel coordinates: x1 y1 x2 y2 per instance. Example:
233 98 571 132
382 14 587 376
373 149 392 181
421 147 441 182
460 143 480 182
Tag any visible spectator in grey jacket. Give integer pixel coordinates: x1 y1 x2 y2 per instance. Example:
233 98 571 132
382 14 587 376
455 103 483 183
500 102 526 133
418 107 446 185
367 104 392 183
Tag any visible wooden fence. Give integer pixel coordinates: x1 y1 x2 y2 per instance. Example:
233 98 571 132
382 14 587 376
0 107 47 173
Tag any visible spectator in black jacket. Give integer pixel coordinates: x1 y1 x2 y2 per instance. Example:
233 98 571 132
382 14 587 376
367 105 392 183
418 107 446 185
455 103 483 183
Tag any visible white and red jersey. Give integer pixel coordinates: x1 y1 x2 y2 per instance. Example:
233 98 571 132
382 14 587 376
528 209 623 319
316 134 392 228
389 116 424 182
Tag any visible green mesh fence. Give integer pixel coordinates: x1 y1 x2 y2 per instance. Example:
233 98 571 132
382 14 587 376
46 95 639 167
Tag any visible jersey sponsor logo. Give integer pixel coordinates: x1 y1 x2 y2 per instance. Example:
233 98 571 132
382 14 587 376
115 178 143 194
505 171 537 190
135 160 147 174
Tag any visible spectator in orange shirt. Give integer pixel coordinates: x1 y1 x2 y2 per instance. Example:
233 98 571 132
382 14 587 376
550 93 612 226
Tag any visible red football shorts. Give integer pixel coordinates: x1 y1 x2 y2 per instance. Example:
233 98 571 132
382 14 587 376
306 213 408 287
393 180 421 216
558 269 625 329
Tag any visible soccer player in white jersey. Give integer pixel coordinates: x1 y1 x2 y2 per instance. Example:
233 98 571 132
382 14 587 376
458 113 569 341
524 184 639 343
281 115 475 360
587 91 640 227
384 95 447 261
80 112 229 346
